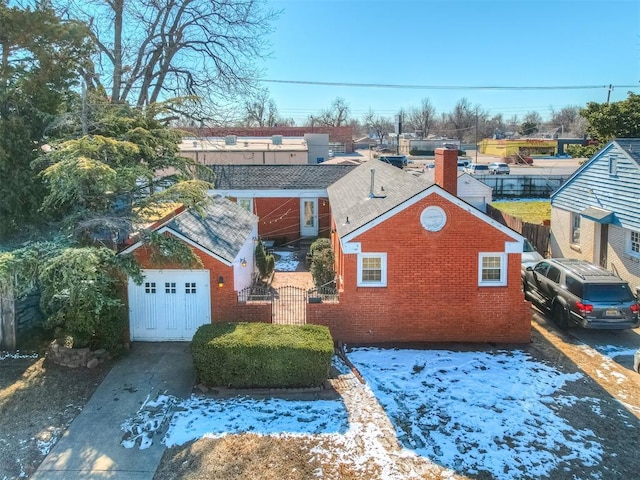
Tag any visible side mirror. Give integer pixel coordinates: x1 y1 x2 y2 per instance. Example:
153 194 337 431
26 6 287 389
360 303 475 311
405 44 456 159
526 266 534 272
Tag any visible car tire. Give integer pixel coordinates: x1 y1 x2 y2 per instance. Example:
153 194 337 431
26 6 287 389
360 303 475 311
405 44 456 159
552 303 568 329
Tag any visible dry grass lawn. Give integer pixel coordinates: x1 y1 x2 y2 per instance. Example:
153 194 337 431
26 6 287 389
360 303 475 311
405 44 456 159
490 200 551 224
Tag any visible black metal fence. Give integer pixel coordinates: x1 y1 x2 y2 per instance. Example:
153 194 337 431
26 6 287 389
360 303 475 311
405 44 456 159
237 281 339 325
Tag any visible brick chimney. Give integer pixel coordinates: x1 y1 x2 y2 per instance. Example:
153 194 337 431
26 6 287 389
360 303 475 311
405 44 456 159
434 147 458 196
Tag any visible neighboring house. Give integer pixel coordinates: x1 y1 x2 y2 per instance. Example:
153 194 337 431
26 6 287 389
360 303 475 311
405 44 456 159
421 169 493 212
308 148 531 344
121 196 259 341
210 164 355 244
549 139 640 290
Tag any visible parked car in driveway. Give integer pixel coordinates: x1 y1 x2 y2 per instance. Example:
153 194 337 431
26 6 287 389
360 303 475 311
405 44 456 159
488 162 510 175
463 163 490 175
522 258 640 330
522 239 544 268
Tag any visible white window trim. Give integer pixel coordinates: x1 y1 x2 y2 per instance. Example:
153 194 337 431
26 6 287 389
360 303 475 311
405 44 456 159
237 197 253 212
628 229 640 258
357 253 387 287
570 211 581 246
478 253 507 287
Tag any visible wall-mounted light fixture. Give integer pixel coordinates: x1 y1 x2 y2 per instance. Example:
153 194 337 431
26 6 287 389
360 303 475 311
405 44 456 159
218 276 224 287
253 237 258 245
241 258 247 267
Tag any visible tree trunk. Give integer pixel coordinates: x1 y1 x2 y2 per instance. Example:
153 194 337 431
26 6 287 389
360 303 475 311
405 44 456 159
111 0 124 103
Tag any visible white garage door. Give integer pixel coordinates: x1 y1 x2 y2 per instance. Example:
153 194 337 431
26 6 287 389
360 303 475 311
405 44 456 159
128 269 211 341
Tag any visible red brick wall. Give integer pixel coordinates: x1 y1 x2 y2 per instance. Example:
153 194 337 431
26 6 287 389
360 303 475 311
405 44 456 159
434 147 458 196
181 126 354 153
254 197 331 243
309 193 531 344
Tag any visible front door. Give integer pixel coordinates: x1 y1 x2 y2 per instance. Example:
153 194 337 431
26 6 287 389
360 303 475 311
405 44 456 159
593 223 609 268
300 198 318 237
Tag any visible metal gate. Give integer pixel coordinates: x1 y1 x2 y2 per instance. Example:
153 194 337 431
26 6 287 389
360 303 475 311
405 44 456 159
272 286 307 325
237 285 308 325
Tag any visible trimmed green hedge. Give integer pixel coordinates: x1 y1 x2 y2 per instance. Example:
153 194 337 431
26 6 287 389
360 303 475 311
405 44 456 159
192 323 334 388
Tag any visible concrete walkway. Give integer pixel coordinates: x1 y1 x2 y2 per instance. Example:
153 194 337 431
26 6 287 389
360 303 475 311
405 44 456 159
32 342 195 480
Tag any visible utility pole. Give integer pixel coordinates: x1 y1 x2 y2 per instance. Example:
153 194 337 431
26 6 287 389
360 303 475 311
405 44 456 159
395 113 402 155
475 107 478 163
606 84 613 104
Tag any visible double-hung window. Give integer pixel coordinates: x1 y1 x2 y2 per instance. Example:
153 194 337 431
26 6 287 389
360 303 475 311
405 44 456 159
478 253 507 286
357 253 387 287
570 212 581 245
629 230 640 257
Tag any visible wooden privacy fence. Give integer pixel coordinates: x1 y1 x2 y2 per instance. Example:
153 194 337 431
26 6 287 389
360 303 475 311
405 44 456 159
0 290 43 351
486 204 551 257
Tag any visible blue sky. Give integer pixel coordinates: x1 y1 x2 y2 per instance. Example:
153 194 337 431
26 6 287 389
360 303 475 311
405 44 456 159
260 0 639 124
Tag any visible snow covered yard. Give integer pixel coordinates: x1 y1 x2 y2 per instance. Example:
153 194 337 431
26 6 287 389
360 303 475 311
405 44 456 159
149 342 640 479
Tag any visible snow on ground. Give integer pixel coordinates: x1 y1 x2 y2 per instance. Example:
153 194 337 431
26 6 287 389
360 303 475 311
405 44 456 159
165 395 348 447
589 344 637 359
577 344 636 384
0 351 38 361
273 250 299 271
120 349 606 479
349 348 603 480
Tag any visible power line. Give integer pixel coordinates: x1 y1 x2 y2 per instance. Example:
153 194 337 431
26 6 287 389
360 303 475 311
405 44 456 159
259 79 638 91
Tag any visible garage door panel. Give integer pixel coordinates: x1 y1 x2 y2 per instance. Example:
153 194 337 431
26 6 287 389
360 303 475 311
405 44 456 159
129 270 211 341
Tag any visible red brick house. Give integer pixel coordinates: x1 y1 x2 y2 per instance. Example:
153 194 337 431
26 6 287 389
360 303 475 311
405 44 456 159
308 148 531 343
123 149 530 343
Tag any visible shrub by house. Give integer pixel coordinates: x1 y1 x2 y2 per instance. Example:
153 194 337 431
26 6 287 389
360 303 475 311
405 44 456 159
192 323 334 388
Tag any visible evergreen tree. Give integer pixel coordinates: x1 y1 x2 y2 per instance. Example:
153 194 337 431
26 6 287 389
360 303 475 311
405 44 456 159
0 1 92 239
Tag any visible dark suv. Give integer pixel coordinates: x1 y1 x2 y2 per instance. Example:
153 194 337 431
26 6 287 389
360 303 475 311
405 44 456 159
522 258 639 329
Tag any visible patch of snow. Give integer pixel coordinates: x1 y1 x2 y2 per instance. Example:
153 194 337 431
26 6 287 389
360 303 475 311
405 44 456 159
273 251 299 271
164 395 348 447
0 351 38 361
591 345 637 359
121 394 176 450
36 427 62 455
348 348 604 480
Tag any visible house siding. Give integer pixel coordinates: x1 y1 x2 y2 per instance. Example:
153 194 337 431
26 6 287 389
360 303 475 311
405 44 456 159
550 140 640 290
552 143 640 232
309 193 531 343
605 225 640 290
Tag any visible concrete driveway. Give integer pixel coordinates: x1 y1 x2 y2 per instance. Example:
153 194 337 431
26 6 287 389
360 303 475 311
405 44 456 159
32 342 195 480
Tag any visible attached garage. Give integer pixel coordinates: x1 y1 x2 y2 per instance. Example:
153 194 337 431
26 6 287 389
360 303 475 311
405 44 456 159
128 269 211 341
121 196 259 342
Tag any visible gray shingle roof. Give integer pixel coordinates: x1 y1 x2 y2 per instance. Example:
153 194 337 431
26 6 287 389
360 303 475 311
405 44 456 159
327 159 434 238
210 164 355 190
165 196 256 263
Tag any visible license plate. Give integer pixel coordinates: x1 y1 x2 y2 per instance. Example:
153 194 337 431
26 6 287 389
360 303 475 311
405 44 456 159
605 309 619 316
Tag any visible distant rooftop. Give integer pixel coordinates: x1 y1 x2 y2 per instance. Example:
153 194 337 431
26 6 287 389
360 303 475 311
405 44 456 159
180 136 308 152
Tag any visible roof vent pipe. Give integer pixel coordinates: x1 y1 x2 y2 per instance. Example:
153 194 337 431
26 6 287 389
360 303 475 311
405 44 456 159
370 169 375 197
